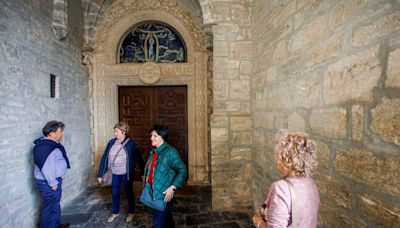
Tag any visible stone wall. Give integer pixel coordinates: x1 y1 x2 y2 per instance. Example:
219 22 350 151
251 0 400 226
0 0 91 227
210 0 253 210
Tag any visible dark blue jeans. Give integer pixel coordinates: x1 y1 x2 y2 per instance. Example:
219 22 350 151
152 201 174 228
111 174 135 214
35 177 62 228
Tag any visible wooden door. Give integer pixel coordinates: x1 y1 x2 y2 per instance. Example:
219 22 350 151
118 86 188 180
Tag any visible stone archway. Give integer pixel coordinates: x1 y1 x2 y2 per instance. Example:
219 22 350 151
85 1 210 185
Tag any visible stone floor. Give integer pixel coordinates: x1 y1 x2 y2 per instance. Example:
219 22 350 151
61 183 253 228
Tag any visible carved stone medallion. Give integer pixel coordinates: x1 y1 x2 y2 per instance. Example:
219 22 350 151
139 62 161 84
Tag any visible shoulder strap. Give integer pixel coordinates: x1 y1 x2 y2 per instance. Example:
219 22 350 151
110 138 130 168
284 179 296 228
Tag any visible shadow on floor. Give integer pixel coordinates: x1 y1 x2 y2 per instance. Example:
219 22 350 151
61 182 253 228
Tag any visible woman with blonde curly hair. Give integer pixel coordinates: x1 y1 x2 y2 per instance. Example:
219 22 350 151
253 130 320 228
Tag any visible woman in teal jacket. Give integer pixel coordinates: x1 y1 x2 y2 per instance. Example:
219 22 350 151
144 124 187 228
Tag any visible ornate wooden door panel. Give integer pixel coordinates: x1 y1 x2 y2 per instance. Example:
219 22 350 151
118 86 188 180
119 87 154 161
154 87 188 165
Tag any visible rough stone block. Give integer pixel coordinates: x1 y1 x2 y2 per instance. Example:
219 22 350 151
237 28 252 41
359 194 400 226
288 112 306 132
273 39 287 62
214 101 241 112
305 31 343 69
253 72 265 89
329 0 367 27
211 142 228 159
386 48 400 88
231 116 252 130
352 105 364 141
314 139 330 170
230 132 252 146
211 128 229 142
214 58 240 71
318 203 366 228
324 46 381 104
315 174 352 209
281 55 302 76
310 108 347 139
257 51 274 70
212 3 231 22
293 72 321 108
231 4 251 26
240 61 252 75
267 82 292 109
240 131 252 146
272 21 293 43
214 80 229 100
231 147 251 160
273 1 296 27
230 79 250 99
265 131 277 150
211 116 229 128
230 41 252 60
273 112 286 129
253 129 267 147
253 111 274 129
215 69 239 80
291 15 327 51
213 41 229 57
293 11 304 30
232 182 252 199
254 90 268 110
371 97 400 145
264 66 277 86
353 11 400 47
334 148 400 196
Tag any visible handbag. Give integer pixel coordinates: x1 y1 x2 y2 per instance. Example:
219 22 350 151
140 183 167 211
102 169 113 185
101 139 130 186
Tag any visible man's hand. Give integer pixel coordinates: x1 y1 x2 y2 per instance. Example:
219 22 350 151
97 177 102 184
51 185 58 191
163 185 176 202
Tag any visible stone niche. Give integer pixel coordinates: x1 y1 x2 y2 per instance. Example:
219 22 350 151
86 2 209 184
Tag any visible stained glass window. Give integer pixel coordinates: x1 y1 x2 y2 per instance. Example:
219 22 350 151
119 22 186 63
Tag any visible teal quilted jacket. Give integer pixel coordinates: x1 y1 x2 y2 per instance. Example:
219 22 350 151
144 142 187 200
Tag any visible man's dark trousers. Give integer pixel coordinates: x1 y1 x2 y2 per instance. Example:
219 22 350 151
35 177 62 228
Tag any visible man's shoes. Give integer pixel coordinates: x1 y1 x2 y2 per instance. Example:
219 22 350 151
125 213 134 223
107 213 120 223
58 224 70 228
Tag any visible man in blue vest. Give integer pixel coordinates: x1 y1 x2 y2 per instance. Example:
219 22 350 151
33 121 70 228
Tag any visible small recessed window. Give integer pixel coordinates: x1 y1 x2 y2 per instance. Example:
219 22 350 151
50 74 59 98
